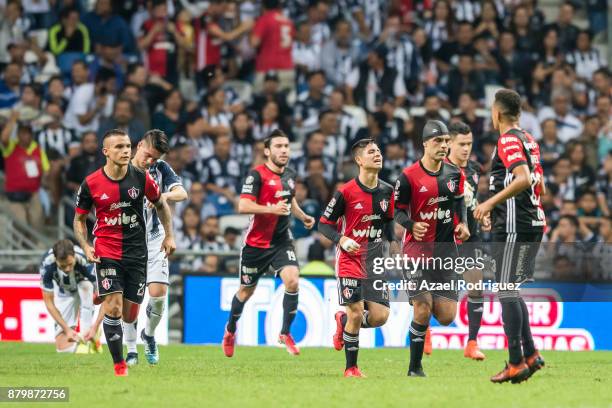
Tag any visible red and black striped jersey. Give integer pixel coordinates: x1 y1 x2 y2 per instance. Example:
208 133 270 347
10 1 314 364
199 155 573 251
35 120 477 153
75 164 161 261
489 128 546 233
446 158 481 239
395 160 465 255
240 164 297 248
319 178 395 279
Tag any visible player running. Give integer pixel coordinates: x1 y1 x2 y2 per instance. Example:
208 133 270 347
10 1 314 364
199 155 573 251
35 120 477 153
222 129 315 357
74 129 176 376
394 120 470 377
123 129 187 366
474 89 546 384
446 121 489 360
318 139 397 378
40 239 98 353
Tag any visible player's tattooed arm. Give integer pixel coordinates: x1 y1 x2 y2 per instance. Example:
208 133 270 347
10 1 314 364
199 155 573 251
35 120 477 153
163 185 188 203
154 196 176 256
73 213 99 263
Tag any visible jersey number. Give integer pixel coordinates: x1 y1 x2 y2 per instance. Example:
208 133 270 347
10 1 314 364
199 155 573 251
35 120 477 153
286 250 296 261
280 25 291 49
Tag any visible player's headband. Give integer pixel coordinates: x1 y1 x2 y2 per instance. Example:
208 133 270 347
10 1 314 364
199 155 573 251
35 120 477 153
422 120 449 141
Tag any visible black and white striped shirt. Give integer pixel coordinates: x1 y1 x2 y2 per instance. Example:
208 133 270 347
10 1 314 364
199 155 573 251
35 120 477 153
36 126 78 157
453 0 481 23
424 20 449 52
566 49 606 81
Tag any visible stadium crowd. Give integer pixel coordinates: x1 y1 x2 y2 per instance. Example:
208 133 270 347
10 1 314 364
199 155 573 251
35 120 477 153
0 0 609 278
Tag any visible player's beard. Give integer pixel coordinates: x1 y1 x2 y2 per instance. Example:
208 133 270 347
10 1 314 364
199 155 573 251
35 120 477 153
270 154 288 169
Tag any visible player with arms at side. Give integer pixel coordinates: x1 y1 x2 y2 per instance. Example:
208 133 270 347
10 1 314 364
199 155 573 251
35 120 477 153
222 129 315 357
318 139 398 378
446 121 489 360
474 89 546 383
394 120 470 377
74 129 176 376
122 129 187 366
40 239 98 353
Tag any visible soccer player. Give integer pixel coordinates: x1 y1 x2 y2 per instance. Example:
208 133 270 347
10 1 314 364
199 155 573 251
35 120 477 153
446 121 488 360
394 120 470 377
123 129 187 366
74 129 176 376
474 89 546 383
40 239 98 353
318 139 397 378
222 129 315 357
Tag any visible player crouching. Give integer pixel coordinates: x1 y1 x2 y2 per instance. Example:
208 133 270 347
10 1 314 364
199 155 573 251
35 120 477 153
318 139 397 378
40 239 99 353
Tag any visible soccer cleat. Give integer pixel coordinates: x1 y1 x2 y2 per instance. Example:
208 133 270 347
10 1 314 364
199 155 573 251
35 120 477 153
141 329 159 365
408 367 427 377
490 360 530 384
424 327 432 355
74 340 89 354
114 360 128 377
525 351 545 378
344 366 366 378
89 328 103 354
222 328 236 357
126 352 139 367
278 333 300 355
464 340 486 360
332 311 346 351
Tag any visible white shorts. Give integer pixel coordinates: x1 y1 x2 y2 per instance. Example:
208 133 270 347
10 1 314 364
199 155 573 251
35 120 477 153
54 293 79 337
147 245 170 285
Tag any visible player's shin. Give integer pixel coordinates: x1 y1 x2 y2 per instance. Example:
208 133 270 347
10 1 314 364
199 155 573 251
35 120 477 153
226 294 246 333
103 315 124 363
281 291 299 334
123 320 138 354
499 291 524 364
145 296 166 337
518 297 536 357
408 320 428 372
467 296 484 340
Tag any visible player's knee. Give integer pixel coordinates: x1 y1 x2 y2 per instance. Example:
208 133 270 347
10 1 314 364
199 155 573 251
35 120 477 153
123 302 140 323
436 313 455 326
412 302 432 324
148 284 168 298
284 277 299 293
369 308 390 326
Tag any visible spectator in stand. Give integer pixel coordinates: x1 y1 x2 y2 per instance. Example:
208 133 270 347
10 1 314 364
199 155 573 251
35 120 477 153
174 111 213 163
45 76 69 112
292 21 321 88
443 52 485 107
81 0 135 55
201 86 231 138
48 7 90 56
294 70 330 133
545 1 579 53
63 62 113 136
175 203 201 251
291 179 320 239
64 131 104 197
195 215 230 253
97 97 145 145
201 134 241 216
0 62 22 109
119 82 151 130
567 141 597 197
137 0 190 86
230 112 254 172
291 130 337 186
1 112 48 230
493 31 531 96
249 71 292 131
328 89 361 144
423 0 453 52
320 19 362 88
510 5 536 53
531 27 563 106
538 88 584 143
539 118 565 173
566 29 607 82
223 227 241 251
0 1 31 64
87 37 125 89
579 115 602 170
152 88 186 138
594 95 611 130
346 44 406 112
37 102 79 204
253 101 287 141
251 0 295 92
434 20 475 73
473 0 501 42
596 153 612 216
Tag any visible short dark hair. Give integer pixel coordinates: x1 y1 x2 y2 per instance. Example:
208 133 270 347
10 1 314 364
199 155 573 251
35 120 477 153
351 138 376 158
143 129 170 154
494 89 521 122
559 214 579 228
263 129 288 148
103 128 129 141
53 239 75 260
263 0 280 9
449 121 471 137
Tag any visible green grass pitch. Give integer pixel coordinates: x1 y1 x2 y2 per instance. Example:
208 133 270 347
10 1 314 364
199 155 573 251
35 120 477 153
1 343 611 408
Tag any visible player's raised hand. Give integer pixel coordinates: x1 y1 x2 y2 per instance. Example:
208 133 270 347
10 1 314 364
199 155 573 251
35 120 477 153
302 215 315 230
83 244 100 263
412 222 429 241
455 223 470 241
269 200 291 216
474 201 492 222
160 235 176 257
339 236 360 254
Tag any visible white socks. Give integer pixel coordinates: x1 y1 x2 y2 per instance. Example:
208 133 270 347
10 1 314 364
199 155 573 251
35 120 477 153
145 296 165 337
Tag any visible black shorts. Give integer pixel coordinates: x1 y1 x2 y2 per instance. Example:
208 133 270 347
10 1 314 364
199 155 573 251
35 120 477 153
96 257 147 304
458 236 485 260
337 277 390 307
492 231 543 284
406 267 459 302
239 243 299 287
